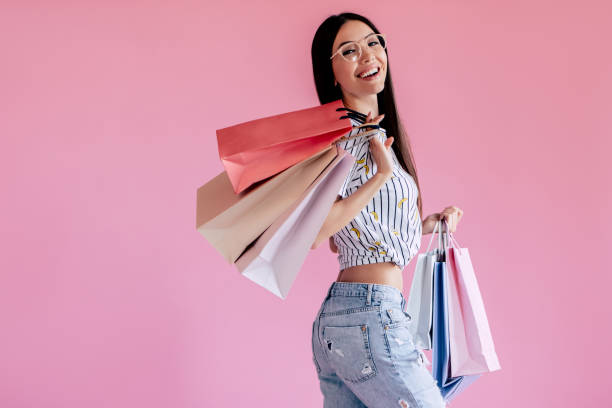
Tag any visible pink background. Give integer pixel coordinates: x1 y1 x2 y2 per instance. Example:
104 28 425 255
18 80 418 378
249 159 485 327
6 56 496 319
1 1 610 407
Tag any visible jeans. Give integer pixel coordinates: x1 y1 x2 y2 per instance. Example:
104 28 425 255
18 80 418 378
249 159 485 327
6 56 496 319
311 282 446 408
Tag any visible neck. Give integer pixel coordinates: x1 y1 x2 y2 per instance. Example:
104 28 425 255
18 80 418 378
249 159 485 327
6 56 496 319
341 92 379 117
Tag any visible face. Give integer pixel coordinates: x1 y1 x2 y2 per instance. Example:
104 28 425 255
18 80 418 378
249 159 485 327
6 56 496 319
331 20 388 99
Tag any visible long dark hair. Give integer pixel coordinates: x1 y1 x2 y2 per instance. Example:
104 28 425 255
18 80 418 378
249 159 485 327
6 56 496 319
311 12 423 218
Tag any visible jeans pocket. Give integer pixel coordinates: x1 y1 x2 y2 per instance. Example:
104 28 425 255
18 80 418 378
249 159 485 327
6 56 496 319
322 324 378 383
383 306 412 329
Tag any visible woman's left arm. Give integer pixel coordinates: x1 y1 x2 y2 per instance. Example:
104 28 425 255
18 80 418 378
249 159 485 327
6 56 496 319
421 206 464 234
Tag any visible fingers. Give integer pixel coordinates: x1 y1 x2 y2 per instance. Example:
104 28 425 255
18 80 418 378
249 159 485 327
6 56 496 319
445 207 463 224
369 137 384 151
439 207 462 233
350 112 385 132
440 213 455 233
365 111 384 125
369 136 392 151
372 113 385 125
384 136 394 149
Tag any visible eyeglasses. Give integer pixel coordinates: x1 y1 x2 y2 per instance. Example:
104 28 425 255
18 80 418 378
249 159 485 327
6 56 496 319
330 33 387 62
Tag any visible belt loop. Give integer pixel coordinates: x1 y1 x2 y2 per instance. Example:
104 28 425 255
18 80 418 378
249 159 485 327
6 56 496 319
366 283 373 305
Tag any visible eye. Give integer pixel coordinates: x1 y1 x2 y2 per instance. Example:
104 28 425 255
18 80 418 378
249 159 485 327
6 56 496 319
342 49 355 55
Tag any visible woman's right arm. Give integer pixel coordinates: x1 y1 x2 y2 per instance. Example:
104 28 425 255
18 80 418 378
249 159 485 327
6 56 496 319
311 170 391 249
311 130 395 250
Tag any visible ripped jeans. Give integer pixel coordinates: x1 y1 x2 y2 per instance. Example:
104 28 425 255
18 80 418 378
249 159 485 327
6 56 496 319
311 282 446 408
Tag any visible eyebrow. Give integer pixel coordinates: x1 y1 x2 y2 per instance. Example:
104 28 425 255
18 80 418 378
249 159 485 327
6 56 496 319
336 32 376 48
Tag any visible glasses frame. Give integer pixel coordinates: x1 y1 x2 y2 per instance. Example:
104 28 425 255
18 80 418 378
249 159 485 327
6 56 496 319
329 33 387 62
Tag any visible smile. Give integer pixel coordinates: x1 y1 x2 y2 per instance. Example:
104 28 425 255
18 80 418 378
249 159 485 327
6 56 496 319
357 67 381 81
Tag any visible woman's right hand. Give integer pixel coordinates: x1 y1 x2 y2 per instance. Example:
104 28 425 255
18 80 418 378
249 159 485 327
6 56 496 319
349 111 394 178
370 135 394 178
351 111 385 132
361 111 394 179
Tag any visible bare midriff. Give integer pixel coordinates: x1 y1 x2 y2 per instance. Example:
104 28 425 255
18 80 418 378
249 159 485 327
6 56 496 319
336 262 403 292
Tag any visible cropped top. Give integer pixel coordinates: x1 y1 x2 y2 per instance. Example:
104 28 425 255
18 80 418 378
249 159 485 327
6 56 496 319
332 117 422 270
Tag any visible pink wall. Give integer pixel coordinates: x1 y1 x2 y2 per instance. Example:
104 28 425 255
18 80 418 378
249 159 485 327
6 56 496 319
1 1 610 407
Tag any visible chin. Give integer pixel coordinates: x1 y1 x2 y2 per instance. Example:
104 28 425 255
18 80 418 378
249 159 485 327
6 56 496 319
366 83 386 95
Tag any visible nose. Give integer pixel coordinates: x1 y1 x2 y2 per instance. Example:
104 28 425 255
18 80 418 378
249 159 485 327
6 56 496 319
360 46 376 63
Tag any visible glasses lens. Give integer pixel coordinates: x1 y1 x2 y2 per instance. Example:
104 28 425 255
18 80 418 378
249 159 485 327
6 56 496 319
367 34 386 50
339 43 360 62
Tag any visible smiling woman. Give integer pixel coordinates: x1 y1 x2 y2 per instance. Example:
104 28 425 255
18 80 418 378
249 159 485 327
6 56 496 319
311 16 429 290
308 12 448 408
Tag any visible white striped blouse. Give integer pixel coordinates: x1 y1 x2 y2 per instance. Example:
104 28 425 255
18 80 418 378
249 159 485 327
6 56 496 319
332 117 422 270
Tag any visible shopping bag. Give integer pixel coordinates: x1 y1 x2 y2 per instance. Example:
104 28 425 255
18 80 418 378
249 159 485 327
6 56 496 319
406 252 435 350
235 145 355 299
430 220 481 402
195 146 337 263
432 252 481 403
216 99 355 194
406 221 441 350
446 228 502 377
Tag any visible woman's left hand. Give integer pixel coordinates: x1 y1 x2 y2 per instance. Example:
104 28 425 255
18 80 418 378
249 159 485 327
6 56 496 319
422 206 464 234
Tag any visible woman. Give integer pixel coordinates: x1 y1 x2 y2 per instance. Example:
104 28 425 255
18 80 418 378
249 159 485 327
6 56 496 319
309 12 463 407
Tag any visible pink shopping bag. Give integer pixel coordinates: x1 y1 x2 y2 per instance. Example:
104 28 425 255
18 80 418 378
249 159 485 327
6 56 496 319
445 224 502 377
216 99 354 194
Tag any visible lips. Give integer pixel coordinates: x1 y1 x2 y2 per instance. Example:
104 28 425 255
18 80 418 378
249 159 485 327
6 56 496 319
357 67 382 81
356 66 381 78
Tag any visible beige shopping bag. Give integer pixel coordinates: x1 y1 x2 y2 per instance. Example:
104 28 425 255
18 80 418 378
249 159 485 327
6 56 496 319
235 146 354 298
196 146 336 263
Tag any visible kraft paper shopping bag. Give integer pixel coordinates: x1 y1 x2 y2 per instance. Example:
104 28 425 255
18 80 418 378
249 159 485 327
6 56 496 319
196 146 336 263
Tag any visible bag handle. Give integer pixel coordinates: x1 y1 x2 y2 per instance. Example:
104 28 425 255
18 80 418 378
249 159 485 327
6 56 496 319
336 106 368 120
337 107 372 125
337 107 387 132
425 219 443 253
424 218 457 251
422 217 465 258
335 128 380 143
441 218 464 256
335 107 382 142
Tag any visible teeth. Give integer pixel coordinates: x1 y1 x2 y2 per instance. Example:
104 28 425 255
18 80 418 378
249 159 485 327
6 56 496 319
359 67 379 78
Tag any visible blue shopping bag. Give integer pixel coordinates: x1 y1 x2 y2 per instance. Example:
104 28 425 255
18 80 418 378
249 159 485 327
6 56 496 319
432 254 481 403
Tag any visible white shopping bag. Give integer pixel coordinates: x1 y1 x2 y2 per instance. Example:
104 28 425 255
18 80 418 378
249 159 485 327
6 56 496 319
235 146 355 299
407 220 445 350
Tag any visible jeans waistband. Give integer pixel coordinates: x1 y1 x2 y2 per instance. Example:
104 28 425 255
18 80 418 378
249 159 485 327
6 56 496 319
325 281 405 305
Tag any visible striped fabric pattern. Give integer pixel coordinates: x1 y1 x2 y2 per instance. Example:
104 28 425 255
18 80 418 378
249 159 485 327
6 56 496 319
332 117 422 270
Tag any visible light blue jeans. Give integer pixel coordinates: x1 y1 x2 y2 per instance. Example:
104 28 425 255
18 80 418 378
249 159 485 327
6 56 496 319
311 282 446 408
